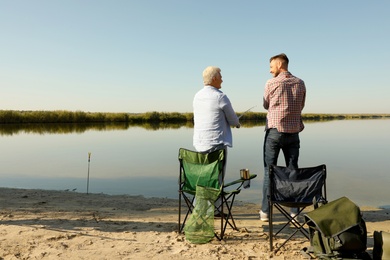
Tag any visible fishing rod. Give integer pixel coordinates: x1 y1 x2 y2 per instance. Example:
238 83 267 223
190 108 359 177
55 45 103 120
238 106 256 119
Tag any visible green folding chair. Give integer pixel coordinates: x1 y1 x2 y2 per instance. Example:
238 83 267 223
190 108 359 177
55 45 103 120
178 147 257 240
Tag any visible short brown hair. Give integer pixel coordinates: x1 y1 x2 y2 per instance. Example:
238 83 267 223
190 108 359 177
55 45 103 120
270 53 289 67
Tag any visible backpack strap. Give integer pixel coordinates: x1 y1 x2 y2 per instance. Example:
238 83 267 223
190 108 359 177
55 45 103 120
301 247 342 260
300 247 315 259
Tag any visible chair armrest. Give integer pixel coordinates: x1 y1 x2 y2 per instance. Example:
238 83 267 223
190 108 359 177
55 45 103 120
224 174 257 188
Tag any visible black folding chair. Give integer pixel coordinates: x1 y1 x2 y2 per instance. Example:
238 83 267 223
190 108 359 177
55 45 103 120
268 164 327 253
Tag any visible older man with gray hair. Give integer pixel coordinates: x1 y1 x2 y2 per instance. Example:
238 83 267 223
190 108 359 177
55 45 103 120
192 66 241 216
193 66 240 153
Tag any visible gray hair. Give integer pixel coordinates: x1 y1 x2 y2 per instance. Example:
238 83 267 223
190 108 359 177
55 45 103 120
202 66 221 85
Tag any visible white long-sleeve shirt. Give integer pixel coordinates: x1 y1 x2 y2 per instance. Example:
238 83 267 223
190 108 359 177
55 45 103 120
193 86 240 152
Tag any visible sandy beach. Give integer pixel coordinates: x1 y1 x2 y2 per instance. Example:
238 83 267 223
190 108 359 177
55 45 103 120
0 187 389 259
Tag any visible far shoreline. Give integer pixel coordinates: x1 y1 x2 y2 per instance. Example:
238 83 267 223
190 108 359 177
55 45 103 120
1 109 389 125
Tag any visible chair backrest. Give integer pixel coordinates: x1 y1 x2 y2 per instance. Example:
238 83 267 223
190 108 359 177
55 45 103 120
178 148 225 192
269 164 327 205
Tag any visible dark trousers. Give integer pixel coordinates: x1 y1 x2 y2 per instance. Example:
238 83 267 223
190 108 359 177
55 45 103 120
261 128 300 214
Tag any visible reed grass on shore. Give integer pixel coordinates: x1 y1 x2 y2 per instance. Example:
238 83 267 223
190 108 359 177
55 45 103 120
0 110 389 124
0 110 192 124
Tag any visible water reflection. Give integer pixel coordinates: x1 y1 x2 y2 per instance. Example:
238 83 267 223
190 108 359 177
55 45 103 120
0 118 345 135
0 122 192 136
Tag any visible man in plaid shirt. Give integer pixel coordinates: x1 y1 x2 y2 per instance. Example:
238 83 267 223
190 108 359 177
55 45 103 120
259 53 306 222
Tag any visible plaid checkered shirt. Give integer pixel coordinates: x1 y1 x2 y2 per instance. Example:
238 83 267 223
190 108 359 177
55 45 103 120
263 71 306 133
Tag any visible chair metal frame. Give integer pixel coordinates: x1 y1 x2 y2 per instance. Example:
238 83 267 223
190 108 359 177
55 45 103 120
268 164 327 253
178 147 256 240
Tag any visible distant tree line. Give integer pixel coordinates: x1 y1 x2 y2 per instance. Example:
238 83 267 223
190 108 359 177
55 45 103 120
0 110 389 124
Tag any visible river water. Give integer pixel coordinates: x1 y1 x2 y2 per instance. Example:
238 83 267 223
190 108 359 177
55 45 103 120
0 119 389 208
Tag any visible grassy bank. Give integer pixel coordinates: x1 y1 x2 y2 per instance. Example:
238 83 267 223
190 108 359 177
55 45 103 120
0 110 192 124
0 110 389 124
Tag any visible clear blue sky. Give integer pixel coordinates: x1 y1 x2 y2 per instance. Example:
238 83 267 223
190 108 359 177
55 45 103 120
1 1 389 114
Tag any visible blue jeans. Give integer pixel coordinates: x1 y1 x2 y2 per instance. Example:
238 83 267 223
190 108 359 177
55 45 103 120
261 128 300 214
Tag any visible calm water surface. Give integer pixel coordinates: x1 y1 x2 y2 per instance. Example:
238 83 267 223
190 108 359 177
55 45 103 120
1 119 389 208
